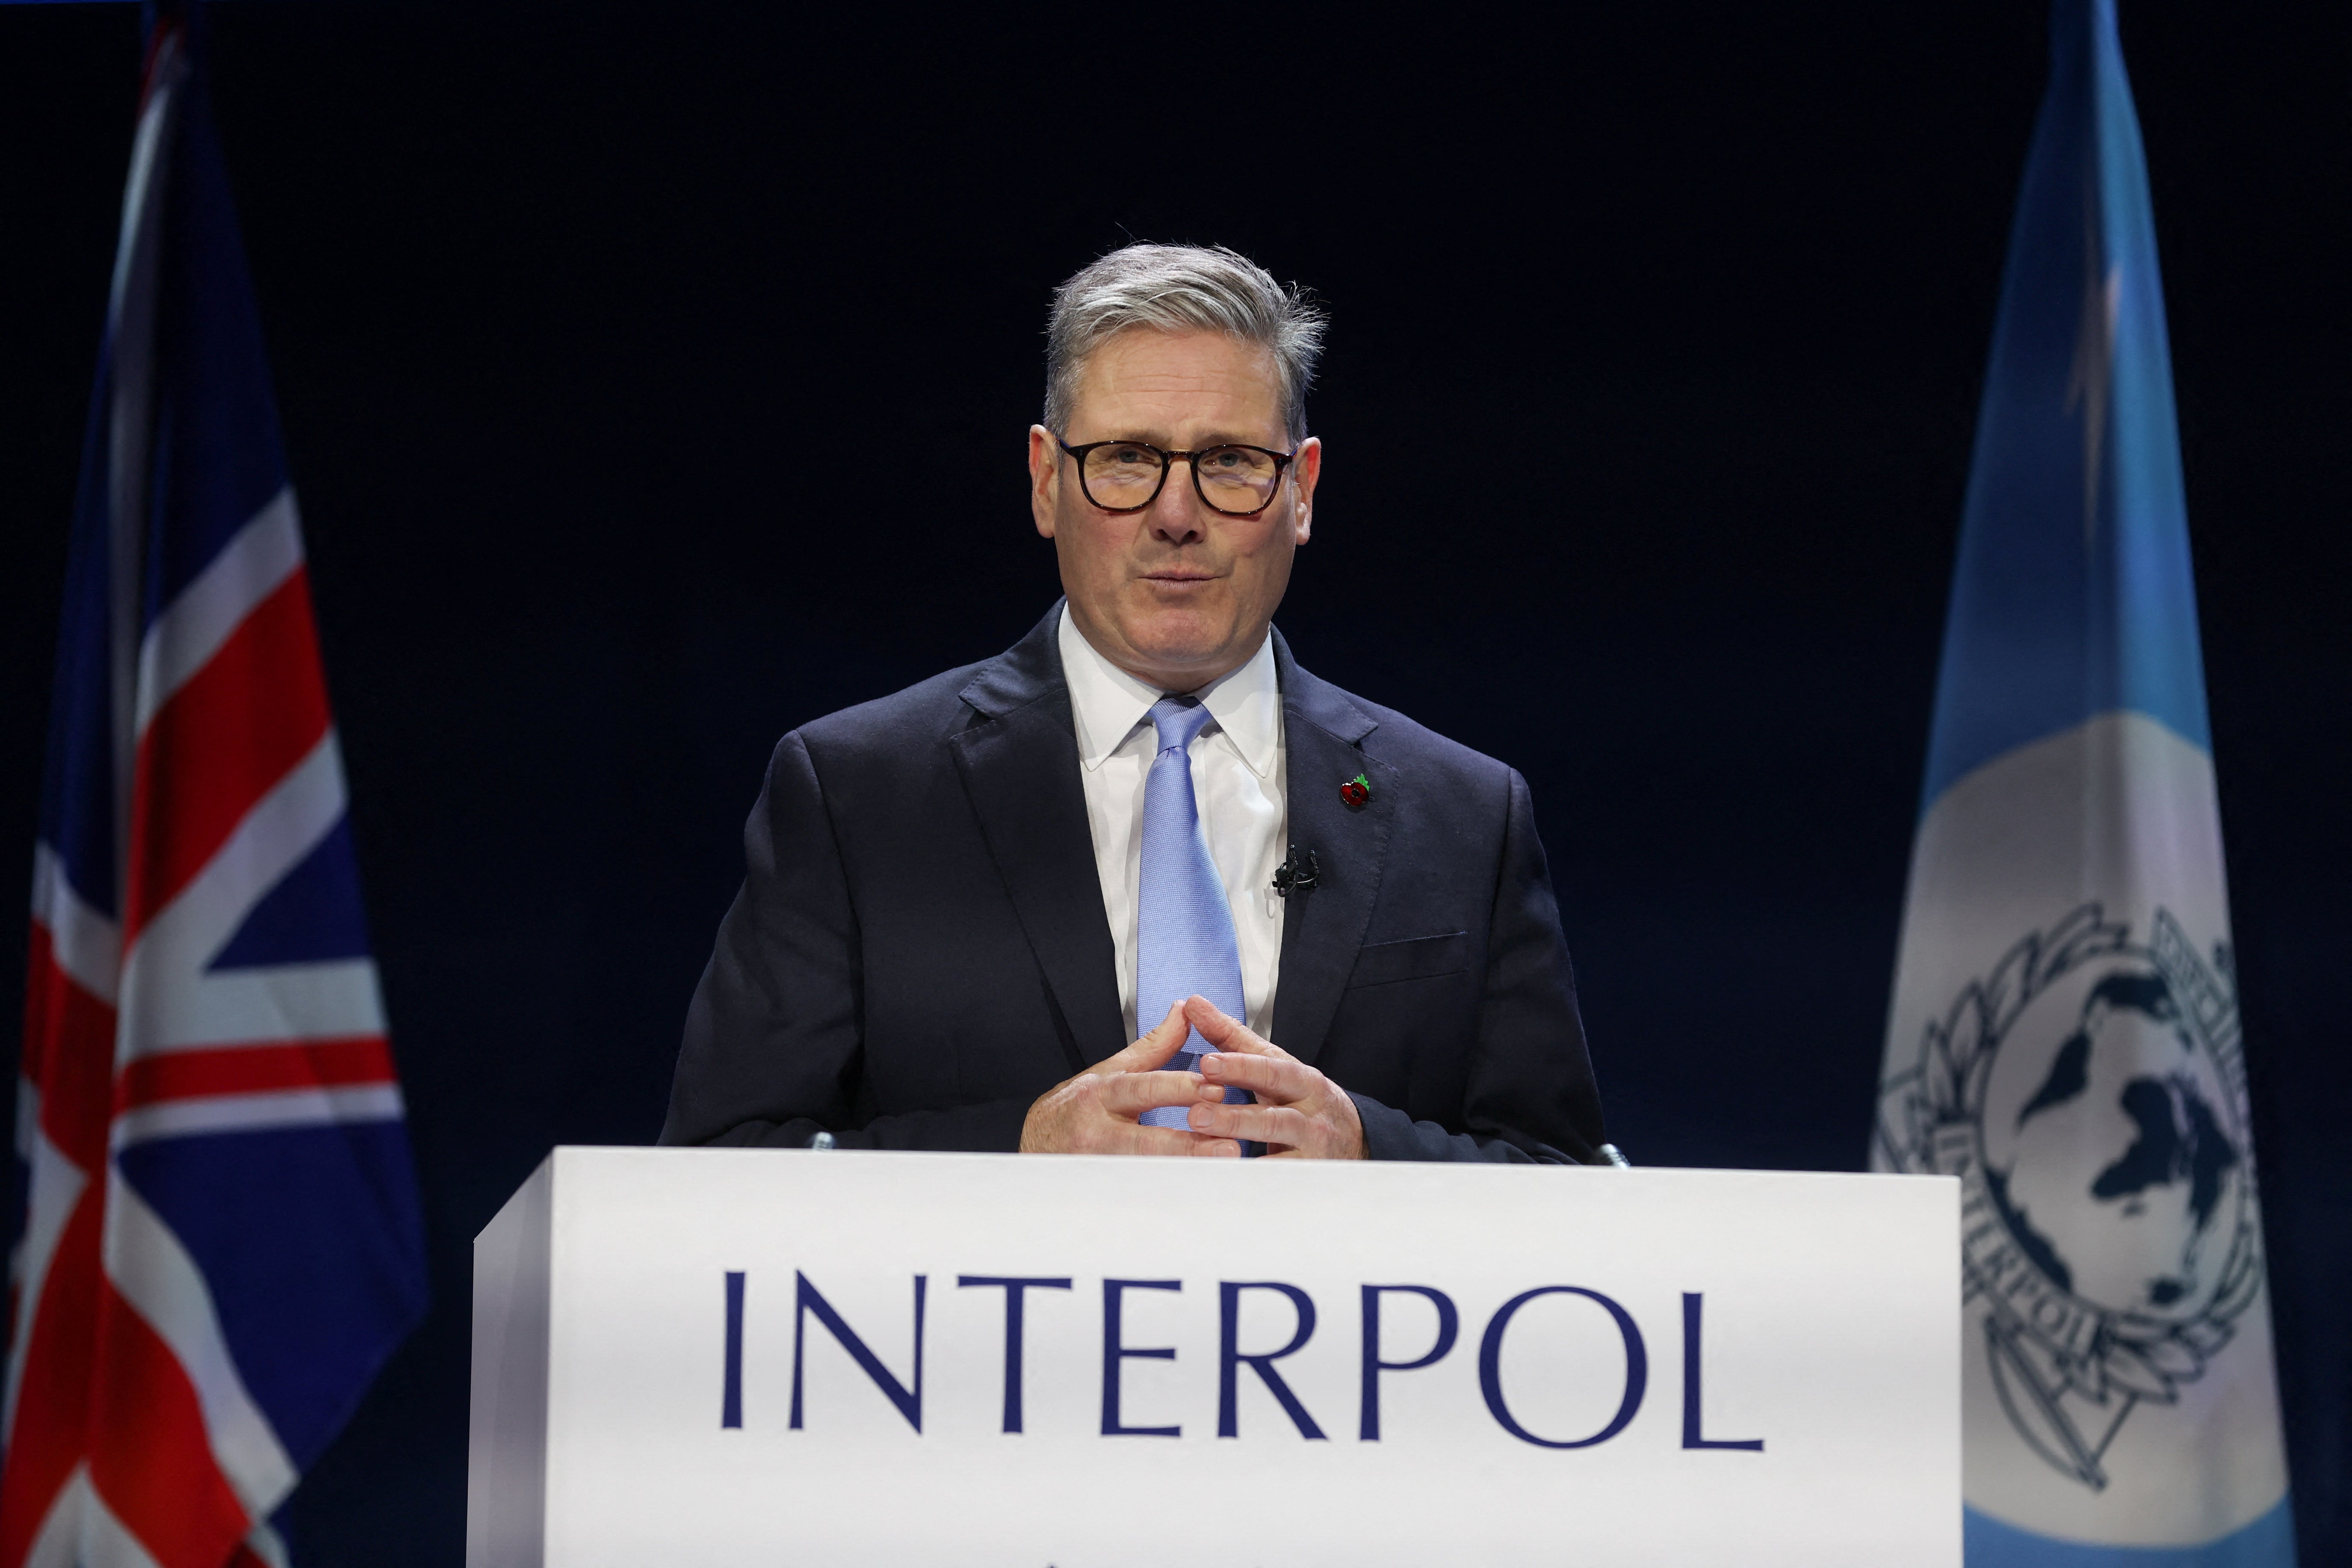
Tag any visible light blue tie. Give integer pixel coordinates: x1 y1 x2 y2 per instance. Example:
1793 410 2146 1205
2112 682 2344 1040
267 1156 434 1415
1135 695 1250 1131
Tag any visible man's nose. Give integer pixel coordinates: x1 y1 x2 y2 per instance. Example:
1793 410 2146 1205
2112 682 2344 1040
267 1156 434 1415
1146 456 1206 546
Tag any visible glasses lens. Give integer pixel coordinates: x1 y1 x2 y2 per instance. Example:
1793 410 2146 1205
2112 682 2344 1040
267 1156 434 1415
1081 443 1164 510
1193 446 1282 514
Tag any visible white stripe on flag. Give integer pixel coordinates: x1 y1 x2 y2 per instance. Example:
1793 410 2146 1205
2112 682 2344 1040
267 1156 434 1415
105 38 178 333
242 1519 290 1568
132 487 304 738
2 1109 91 1451
18 1461 95 1568
103 1173 299 1521
129 959 388 1063
112 1084 407 1149
76 1470 166 1568
120 728 345 982
29 842 122 1007
118 731 387 1059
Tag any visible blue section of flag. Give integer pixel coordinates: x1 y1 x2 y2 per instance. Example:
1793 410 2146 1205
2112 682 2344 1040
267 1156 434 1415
1919 0 2210 814
142 42 289 630
1966 1499 2298 1567
209 815 374 970
118 1127 428 1470
38 336 128 920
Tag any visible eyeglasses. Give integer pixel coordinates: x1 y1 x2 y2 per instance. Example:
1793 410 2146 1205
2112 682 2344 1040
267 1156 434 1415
1056 438 1296 518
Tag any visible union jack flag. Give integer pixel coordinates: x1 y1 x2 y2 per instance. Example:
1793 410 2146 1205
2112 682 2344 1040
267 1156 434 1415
2 8 429 1565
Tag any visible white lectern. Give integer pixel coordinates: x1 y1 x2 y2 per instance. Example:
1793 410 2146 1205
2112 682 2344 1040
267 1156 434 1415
470 1148 1957 1566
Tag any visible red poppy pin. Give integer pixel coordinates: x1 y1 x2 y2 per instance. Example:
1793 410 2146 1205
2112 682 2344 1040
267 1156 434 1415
1339 773 1371 811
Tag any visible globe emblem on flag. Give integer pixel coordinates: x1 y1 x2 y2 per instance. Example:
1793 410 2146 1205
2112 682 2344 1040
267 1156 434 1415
1881 903 2267 1490
1978 960 2247 1326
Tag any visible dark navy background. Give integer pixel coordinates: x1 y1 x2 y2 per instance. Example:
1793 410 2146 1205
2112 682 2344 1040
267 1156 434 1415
2 3 2345 1561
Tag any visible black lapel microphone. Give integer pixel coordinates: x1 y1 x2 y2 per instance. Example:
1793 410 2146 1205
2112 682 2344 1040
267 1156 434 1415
1271 845 1318 898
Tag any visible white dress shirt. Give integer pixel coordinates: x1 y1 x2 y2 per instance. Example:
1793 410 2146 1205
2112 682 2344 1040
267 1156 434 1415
1058 605 1288 1041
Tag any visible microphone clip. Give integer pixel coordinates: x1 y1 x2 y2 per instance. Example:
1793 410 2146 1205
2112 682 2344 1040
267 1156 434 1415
1271 845 1319 899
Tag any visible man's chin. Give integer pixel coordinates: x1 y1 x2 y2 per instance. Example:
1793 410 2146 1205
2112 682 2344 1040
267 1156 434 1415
1110 609 1252 685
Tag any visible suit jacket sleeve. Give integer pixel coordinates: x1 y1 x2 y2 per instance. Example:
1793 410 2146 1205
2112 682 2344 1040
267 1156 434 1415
657 732 1033 1152
1347 768 1608 1165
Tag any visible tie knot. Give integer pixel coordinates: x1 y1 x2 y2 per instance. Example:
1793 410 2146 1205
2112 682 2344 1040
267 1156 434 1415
1149 694 1217 755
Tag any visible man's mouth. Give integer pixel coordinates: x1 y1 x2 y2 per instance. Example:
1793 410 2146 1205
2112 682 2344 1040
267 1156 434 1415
1142 570 1220 583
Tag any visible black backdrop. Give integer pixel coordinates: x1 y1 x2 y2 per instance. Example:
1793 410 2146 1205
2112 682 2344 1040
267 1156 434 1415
3 3 2346 1562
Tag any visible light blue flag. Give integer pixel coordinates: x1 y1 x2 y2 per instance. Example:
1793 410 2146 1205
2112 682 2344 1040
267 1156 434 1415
1871 2 2296 1563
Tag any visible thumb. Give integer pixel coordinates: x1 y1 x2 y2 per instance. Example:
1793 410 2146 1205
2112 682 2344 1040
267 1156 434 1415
1105 1001 1193 1073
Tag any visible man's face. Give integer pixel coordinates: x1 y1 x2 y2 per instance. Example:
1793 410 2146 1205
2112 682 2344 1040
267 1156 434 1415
1029 327 1321 691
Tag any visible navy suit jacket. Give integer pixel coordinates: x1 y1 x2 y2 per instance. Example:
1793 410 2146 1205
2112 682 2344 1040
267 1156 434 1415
659 605 1608 1163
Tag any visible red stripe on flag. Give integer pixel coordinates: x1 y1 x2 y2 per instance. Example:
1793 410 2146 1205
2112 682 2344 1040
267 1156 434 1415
21 922 117 1177
0 1187 103 1568
124 568 332 943
117 1036 394 1110
86 1279 254 1568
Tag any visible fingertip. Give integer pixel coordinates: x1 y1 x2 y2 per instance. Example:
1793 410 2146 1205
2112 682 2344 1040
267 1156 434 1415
1185 998 1237 1040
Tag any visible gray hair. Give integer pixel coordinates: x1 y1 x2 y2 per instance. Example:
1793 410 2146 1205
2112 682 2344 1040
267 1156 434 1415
1043 243 1327 443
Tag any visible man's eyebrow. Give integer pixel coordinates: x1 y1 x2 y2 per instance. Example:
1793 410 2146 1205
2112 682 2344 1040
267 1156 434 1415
1176 432 1282 450
1089 430 1283 449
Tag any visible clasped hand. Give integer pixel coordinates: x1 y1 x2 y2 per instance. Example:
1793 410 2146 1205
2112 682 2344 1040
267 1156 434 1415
1017 995 1366 1159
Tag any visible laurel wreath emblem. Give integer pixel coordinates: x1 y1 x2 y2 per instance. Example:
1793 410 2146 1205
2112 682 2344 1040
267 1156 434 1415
1876 902 2265 1489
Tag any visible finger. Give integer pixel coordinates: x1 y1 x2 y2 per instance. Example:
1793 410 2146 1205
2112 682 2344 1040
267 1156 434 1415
1183 996 1290 1059
1117 1123 1224 1158
1188 1100 1315 1145
1187 1136 1244 1158
1197 1050 1315 1104
1102 1002 1193 1075
1099 1069 1209 1116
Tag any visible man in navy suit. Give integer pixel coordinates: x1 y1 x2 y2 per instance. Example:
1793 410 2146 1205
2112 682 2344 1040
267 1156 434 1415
659 245 1608 1163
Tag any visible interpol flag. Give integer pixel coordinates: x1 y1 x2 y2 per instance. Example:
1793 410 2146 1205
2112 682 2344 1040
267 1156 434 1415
1871 2 2294 1563
1 6 429 1565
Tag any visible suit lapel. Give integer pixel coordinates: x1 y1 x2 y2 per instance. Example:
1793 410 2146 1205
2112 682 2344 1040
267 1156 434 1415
948 605 1128 1068
1268 632 1393 1069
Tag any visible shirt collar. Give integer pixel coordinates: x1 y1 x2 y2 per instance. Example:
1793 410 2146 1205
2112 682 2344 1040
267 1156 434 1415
1058 603 1281 778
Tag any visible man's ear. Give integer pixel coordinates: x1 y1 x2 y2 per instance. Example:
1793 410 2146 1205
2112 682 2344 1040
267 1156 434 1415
1289 435 1323 546
1028 425 1060 539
